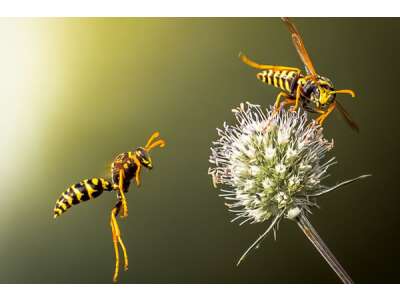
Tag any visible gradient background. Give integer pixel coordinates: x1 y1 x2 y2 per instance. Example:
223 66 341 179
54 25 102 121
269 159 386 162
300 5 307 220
0 18 398 283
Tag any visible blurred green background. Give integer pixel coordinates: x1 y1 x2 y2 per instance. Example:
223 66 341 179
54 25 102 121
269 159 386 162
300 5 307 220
0 18 398 283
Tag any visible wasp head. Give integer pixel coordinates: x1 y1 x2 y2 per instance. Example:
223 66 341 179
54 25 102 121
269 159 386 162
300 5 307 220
135 147 153 169
310 76 356 109
309 77 335 109
132 131 166 169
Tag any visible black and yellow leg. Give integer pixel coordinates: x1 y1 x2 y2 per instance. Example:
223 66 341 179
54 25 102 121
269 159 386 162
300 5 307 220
117 169 128 218
110 203 129 282
315 102 336 126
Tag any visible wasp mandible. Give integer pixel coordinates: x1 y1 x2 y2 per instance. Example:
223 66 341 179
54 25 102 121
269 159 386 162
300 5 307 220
53 131 166 282
240 17 359 131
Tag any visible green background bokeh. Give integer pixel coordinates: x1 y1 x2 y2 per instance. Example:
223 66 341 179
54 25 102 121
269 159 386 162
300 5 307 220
0 18 398 283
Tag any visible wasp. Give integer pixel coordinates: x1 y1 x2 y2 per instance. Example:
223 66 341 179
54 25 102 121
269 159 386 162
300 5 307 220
53 131 166 282
240 17 359 131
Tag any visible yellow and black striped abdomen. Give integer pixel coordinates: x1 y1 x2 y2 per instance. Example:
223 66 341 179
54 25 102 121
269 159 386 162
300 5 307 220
256 69 299 93
54 178 113 218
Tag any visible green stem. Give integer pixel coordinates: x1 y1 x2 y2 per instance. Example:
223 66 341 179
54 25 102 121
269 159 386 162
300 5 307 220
296 213 354 284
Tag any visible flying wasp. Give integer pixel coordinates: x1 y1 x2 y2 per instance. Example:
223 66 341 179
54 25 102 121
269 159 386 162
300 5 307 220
240 17 359 131
53 131 166 282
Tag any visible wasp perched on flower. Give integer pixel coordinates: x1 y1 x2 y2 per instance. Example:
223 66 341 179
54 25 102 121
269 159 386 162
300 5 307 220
240 17 359 131
53 131 166 282
208 102 369 283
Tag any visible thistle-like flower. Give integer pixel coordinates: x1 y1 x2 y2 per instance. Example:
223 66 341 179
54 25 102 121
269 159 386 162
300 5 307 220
208 102 369 283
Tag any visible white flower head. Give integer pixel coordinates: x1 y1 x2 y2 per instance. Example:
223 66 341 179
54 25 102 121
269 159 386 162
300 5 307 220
210 102 371 271
209 102 368 229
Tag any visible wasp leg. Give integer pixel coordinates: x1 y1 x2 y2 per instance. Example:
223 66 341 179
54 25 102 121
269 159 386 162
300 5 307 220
135 164 141 186
263 98 293 132
110 202 129 282
281 98 296 109
315 102 336 126
110 207 120 282
117 169 128 218
131 155 142 186
290 85 302 112
274 92 290 111
113 203 129 270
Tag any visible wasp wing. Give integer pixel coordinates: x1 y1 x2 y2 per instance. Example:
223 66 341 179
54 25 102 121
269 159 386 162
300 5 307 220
281 17 318 78
336 100 360 132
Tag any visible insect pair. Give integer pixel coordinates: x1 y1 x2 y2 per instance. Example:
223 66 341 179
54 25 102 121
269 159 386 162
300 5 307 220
53 131 166 282
240 17 359 131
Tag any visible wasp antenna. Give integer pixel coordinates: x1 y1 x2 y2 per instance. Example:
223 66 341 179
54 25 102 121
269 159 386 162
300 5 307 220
331 89 356 98
147 139 166 151
145 131 160 149
239 52 248 61
239 53 268 70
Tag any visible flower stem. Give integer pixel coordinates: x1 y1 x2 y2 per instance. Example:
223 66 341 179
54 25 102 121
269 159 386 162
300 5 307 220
295 214 354 284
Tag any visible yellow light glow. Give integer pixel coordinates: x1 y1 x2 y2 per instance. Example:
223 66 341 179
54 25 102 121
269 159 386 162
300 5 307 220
0 20 49 185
